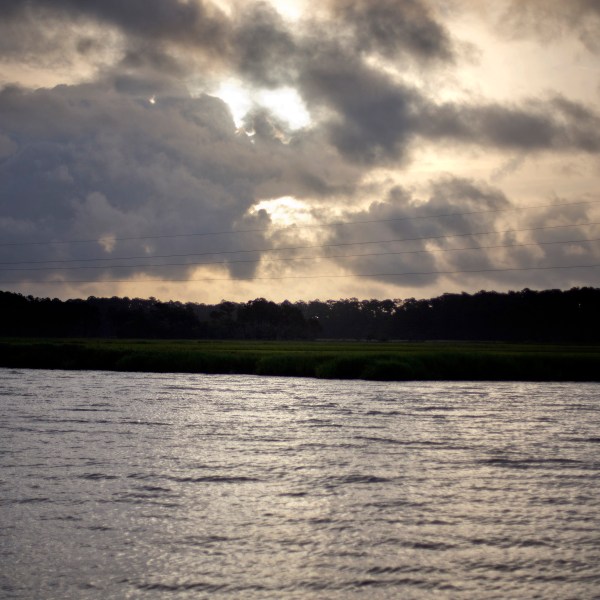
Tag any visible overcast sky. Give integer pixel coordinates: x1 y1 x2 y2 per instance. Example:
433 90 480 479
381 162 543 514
1 0 599 302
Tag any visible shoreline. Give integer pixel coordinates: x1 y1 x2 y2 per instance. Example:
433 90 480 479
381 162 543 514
1 338 599 382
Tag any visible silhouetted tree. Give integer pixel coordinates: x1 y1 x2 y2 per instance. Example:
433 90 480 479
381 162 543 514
1 287 599 342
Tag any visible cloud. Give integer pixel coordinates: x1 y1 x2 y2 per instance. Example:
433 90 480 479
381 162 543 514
327 0 455 62
498 0 600 52
0 0 457 78
5 0 598 167
319 178 507 287
1 1 599 299
0 0 233 91
231 2 298 87
0 75 371 289
0 3 122 86
420 96 600 153
0 82 274 284
321 177 600 290
0 0 230 49
296 50 420 164
296 46 600 165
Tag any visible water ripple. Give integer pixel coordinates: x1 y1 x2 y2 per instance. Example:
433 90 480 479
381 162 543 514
1 370 600 599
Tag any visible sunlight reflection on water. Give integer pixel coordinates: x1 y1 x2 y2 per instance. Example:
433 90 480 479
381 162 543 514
1 369 600 598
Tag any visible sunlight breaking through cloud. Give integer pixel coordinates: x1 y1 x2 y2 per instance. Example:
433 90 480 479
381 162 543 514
213 79 311 130
1 0 600 302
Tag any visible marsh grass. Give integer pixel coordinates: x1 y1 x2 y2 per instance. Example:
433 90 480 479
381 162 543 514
1 338 599 381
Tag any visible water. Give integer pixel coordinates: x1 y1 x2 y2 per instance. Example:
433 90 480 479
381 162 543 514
1 369 600 599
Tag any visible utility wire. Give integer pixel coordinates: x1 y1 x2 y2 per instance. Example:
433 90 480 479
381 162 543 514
1 263 598 285
2 237 598 272
1 198 599 248
1 221 599 266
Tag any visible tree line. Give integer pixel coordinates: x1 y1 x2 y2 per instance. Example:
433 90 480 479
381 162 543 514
1 287 599 342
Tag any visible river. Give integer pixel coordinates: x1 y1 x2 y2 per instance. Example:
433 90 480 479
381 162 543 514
1 369 600 598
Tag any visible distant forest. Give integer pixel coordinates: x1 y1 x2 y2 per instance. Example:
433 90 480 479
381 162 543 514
1 287 599 342
0 287 600 343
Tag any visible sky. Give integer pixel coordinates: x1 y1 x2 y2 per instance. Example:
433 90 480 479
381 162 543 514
1 0 600 303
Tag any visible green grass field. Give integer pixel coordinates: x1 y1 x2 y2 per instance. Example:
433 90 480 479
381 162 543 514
1 338 599 381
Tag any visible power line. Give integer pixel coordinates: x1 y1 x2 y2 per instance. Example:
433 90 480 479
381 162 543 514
1 198 599 248
2 237 598 272
2 221 599 266
1 263 599 285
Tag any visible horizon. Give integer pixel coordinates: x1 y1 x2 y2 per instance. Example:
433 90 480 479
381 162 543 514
3 283 596 305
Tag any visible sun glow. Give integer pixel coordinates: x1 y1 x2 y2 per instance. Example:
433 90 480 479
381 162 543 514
251 196 314 227
259 87 311 129
214 0 307 22
268 0 307 22
214 79 311 130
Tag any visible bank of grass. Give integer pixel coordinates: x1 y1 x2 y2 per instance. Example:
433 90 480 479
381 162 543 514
1 338 599 381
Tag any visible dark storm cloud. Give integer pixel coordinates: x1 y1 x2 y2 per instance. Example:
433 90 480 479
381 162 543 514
0 0 455 72
0 0 230 49
5 0 599 166
0 82 271 283
0 3 107 73
322 177 511 286
296 45 600 165
327 0 454 62
0 0 297 85
231 2 297 87
1 0 600 295
322 177 600 289
419 96 600 153
297 50 420 164
291 2 600 166
0 77 369 285
430 178 599 262
0 0 233 93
